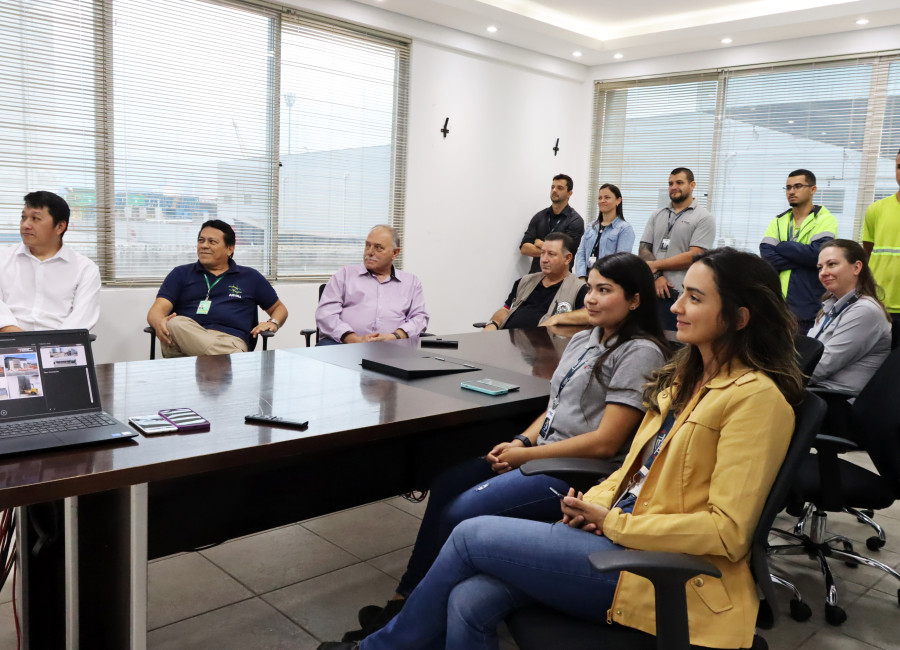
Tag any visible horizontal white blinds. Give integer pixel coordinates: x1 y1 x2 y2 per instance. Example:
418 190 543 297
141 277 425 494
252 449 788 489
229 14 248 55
0 0 101 260
1 0 409 283
591 55 900 255
277 17 409 275
111 0 278 280
591 74 719 251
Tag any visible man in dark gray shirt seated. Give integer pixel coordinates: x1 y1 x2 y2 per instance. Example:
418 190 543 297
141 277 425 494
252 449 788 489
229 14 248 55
482 233 588 331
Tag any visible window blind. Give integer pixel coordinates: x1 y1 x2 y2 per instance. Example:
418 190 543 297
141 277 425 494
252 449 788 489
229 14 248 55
0 0 102 260
1 0 409 283
590 55 900 255
589 74 719 252
277 15 409 277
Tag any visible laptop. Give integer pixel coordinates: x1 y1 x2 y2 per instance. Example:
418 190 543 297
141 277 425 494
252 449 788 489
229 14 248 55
0 329 137 456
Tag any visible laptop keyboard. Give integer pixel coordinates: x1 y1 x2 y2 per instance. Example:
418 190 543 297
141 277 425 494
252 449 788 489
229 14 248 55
0 412 119 439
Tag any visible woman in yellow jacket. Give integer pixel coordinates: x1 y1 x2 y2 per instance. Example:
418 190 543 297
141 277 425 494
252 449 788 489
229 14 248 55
318 248 805 650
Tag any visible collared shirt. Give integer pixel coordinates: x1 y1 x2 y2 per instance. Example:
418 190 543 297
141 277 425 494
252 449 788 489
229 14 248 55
316 263 429 342
574 217 635 278
520 204 585 273
541 328 665 465
0 242 100 331
808 293 891 394
640 200 716 293
157 259 279 346
861 193 900 313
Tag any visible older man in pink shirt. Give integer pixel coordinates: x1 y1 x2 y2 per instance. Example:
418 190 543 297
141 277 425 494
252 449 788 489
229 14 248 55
315 225 429 345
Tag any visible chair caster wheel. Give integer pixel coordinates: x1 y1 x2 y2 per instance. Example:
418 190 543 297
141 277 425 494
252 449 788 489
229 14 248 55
842 540 858 567
825 604 847 626
789 599 812 622
867 536 886 551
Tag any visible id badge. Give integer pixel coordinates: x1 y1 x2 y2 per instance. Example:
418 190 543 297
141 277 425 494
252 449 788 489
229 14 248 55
539 398 559 439
196 300 211 315
659 238 670 252
588 255 597 267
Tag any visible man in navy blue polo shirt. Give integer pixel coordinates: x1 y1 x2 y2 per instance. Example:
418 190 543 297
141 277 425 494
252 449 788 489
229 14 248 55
147 220 288 358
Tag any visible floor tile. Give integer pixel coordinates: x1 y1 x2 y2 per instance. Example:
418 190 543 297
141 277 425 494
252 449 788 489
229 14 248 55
264 563 398 641
302 502 422 560
797 627 883 650
367 545 413 583
836 587 900 650
148 552 253 630
148 597 318 650
767 553 867 618
384 494 429 519
0 603 18 650
201 524 358 594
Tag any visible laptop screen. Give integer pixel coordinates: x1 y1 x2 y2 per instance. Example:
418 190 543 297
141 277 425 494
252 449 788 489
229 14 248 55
0 330 100 421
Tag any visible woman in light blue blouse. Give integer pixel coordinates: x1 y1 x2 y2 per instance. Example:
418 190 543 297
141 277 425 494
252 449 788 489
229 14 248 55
574 183 635 280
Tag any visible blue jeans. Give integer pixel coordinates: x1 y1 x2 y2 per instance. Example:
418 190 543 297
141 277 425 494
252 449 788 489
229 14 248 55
315 336 341 346
361 515 625 650
396 457 571 597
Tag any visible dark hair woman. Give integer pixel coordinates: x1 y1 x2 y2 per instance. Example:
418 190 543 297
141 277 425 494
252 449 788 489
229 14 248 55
574 183 635 280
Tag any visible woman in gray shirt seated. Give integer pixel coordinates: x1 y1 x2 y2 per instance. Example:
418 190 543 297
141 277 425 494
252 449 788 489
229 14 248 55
809 239 891 394
343 252 669 642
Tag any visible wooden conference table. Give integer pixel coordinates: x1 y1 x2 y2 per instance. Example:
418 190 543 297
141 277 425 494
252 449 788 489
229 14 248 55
0 327 579 649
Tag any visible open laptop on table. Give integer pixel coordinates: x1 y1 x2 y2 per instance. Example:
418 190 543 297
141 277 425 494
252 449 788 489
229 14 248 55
0 329 136 456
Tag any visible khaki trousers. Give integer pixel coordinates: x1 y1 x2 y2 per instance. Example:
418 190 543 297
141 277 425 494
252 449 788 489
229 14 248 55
160 315 248 358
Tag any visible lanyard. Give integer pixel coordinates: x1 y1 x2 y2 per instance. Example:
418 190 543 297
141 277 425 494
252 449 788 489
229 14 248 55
814 293 859 339
613 411 676 507
204 274 224 300
553 346 594 404
591 223 608 259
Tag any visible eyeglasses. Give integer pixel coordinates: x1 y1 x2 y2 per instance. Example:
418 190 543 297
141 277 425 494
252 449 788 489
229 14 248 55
783 183 812 192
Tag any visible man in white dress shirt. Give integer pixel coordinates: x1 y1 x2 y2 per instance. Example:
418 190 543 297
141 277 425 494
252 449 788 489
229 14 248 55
0 191 100 332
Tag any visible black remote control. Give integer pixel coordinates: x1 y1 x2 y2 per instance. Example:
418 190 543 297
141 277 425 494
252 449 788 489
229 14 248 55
244 414 309 429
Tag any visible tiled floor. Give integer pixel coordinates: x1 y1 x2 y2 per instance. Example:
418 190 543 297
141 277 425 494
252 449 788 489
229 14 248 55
1 451 899 648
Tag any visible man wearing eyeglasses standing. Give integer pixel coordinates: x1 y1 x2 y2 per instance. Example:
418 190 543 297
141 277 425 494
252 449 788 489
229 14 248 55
761 169 837 333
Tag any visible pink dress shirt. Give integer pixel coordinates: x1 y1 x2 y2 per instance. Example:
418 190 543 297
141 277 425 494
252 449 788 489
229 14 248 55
316 264 429 342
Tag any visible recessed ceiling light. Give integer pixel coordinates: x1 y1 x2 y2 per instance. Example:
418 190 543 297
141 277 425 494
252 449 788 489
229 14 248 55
856 18 869 25
486 25 498 33
613 53 623 59
721 37 733 44
572 51 583 58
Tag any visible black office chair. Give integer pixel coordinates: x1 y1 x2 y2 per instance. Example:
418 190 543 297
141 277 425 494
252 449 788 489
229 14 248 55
143 318 273 360
769 346 900 625
794 334 824 381
507 392 826 650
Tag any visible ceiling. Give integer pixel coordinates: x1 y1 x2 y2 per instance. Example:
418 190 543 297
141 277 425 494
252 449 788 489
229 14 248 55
350 0 900 65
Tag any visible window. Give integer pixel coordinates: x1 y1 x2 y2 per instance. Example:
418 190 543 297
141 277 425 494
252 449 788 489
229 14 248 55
590 74 718 247
590 56 900 254
0 0 409 283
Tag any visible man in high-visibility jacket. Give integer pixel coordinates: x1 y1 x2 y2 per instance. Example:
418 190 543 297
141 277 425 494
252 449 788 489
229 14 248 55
760 169 837 333
861 149 900 348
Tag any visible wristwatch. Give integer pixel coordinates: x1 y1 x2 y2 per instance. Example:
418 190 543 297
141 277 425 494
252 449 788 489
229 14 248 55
267 318 280 331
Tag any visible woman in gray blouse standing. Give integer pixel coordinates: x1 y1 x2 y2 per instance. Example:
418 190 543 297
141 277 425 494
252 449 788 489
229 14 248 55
809 239 891 394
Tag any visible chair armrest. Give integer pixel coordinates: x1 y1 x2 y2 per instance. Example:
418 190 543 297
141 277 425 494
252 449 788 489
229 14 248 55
472 322 488 328
588 550 720 650
419 332 436 338
143 326 155 334
300 328 317 347
520 458 620 481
